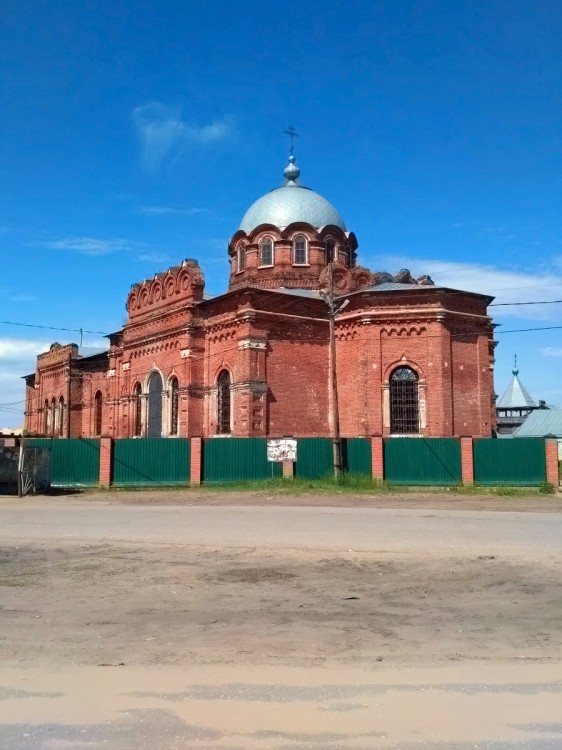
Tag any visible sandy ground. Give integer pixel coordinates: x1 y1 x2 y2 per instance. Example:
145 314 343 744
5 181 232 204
2 540 561 668
26 486 562 512
0 493 561 749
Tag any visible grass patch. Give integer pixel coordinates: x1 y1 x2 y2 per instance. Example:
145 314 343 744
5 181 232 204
80 475 556 497
199 473 392 494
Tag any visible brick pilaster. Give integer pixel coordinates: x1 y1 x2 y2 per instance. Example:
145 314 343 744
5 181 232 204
371 436 384 481
545 439 560 486
190 437 202 486
282 460 294 479
460 437 474 485
99 437 112 487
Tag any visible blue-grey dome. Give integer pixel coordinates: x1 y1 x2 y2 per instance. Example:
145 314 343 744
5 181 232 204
239 157 346 234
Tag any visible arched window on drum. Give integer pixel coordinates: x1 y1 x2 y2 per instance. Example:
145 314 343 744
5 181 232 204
292 234 308 265
259 237 274 267
390 367 420 434
236 243 246 273
324 237 336 264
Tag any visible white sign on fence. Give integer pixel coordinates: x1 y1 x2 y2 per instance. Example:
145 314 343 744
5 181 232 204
267 438 297 462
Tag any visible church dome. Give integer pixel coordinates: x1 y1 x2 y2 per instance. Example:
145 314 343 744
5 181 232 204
239 156 346 234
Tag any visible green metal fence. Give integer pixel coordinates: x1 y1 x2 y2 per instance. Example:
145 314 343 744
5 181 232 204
25 437 101 487
342 438 372 475
473 438 546 486
295 438 333 479
112 438 190 486
384 438 462 485
295 438 372 479
202 438 282 482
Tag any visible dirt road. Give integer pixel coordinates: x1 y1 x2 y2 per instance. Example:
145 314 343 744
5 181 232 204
0 494 561 749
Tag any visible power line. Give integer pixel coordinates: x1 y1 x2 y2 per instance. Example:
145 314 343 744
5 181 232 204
490 300 562 307
0 320 108 335
0 299 561 340
495 324 562 334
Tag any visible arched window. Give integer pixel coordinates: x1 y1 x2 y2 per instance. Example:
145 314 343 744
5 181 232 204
133 383 142 437
236 244 246 273
217 370 231 435
169 377 179 436
94 391 103 436
325 237 336 264
147 371 163 437
51 398 56 435
259 237 274 267
390 367 419 434
292 234 308 265
44 399 49 434
58 397 65 437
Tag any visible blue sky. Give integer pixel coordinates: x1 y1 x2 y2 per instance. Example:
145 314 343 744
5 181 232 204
1 0 561 426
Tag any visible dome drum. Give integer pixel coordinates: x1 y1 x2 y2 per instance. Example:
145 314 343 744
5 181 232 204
228 154 359 292
228 224 357 291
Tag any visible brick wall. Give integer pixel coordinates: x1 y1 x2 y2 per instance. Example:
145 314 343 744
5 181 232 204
25 266 495 440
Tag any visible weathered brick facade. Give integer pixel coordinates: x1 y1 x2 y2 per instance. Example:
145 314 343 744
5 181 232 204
24 157 496 439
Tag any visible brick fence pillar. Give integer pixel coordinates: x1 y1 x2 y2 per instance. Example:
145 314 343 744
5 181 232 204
99 437 112 487
460 437 474 485
371 436 384 481
545 439 560 486
190 437 202 486
282 460 294 479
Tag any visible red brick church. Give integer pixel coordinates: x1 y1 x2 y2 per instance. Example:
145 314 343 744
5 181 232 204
24 154 496 439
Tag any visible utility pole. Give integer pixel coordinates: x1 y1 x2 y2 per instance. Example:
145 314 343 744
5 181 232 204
322 263 347 480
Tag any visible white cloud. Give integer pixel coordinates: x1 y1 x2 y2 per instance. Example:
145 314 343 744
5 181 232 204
0 338 110 428
137 252 173 264
541 347 562 357
133 102 233 170
140 205 210 217
370 254 562 321
31 236 163 258
0 338 52 428
0 338 51 359
37 237 137 256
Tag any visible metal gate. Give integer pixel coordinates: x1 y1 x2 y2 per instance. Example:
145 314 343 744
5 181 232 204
18 445 51 495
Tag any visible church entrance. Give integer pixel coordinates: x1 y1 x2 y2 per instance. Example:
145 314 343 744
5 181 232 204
147 371 163 437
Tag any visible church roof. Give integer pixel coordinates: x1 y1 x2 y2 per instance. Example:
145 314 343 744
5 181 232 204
512 408 562 437
239 156 346 233
496 363 537 409
358 281 444 293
